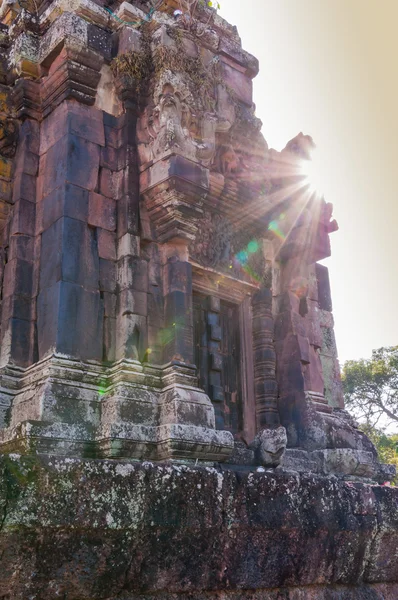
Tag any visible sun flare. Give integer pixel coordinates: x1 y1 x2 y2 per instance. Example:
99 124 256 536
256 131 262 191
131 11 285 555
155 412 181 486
300 149 328 199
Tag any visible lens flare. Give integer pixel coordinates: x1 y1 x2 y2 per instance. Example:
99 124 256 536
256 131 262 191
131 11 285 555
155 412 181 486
247 240 259 253
268 219 286 241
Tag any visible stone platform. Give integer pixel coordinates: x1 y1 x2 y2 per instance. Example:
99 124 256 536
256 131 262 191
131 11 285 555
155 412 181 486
1 455 398 599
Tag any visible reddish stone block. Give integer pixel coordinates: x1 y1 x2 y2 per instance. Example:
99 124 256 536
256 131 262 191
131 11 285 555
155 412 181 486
1 293 31 322
100 145 127 171
67 103 105 148
8 235 34 262
117 193 139 238
307 264 319 302
88 192 116 231
103 291 116 318
316 263 332 311
12 173 36 203
10 199 35 237
3 258 33 299
0 316 32 367
277 360 305 395
97 228 116 260
118 289 147 317
40 217 99 292
14 151 39 177
99 168 122 200
219 38 259 77
118 26 142 55
274 311 306 341
303 346 324 394
297 334 311 364
117 257 148 292
277 291 300 314
38 135 100 199
99 259 117 293
165 260 192 294
103 112 126 130
40 102 105 155
37 281 103 361
142 155 209 193
18 119 40 155
103 316 116 362
147 287 164 327
104 125 124 149
38 184 89 232
221 61 253 105
147 325 163 364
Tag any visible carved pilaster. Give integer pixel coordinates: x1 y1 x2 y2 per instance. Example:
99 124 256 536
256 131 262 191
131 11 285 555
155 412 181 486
205 295 224 430
252 288 279 428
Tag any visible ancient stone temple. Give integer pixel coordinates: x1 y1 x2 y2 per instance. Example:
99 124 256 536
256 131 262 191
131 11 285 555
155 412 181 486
0 1 397 598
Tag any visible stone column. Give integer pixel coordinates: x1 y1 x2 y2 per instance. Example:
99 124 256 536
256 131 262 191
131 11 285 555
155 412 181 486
206 296 224 431
0 119 38 369
252 288 279 428
36 101 104 362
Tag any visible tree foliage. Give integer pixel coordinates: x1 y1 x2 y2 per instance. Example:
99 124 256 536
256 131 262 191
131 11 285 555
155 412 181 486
359 424 398 484
342 346 398 427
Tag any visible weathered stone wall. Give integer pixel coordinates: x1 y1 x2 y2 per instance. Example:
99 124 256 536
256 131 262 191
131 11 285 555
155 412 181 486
1 455 398 599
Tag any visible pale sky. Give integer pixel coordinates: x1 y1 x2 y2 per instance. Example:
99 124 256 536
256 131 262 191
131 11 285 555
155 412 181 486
220 0 398 364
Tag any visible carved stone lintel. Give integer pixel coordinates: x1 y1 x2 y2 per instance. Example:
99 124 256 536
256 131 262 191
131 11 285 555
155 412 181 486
140 155 208 243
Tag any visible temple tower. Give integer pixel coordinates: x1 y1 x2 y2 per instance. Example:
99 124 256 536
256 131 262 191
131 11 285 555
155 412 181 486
0 0 391 479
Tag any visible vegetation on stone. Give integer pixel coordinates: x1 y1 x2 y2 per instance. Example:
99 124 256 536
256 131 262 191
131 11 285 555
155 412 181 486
358 424 398 484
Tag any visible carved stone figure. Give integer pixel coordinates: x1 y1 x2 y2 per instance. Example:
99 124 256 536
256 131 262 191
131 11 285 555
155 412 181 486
149 78 197 161
251 426 287 467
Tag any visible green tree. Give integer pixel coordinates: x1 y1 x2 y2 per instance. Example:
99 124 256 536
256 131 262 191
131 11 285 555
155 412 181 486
359 424 398 484
342 346 398 427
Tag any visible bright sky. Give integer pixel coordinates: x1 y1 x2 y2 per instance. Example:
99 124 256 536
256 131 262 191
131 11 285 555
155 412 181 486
219 0 398 365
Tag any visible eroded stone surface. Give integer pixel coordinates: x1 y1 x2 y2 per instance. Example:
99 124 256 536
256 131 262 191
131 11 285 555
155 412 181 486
0 456 398 599
251 425 287 466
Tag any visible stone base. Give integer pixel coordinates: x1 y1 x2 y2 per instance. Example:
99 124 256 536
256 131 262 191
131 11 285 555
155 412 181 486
281 447 394 483
0 356 234 462
1 455 398 599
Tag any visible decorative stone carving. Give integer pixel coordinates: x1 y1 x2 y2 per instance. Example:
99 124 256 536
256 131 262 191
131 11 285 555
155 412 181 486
149 77 197 161
190 212 232 268
214 143 239 176
251 426 287 467
148 70 234 168
283 131 315 159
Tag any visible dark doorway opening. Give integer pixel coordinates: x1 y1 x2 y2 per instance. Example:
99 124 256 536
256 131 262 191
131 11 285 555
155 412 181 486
193 293 242 434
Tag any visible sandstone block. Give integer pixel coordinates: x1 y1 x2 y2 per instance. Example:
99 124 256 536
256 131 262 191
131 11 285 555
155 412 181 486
97 228 116 260
37 281 103 360
40 217 99 291
88 192 116 231
39 184 89 232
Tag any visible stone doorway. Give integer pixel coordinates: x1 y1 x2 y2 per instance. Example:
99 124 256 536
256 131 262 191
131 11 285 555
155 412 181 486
193 293 243 434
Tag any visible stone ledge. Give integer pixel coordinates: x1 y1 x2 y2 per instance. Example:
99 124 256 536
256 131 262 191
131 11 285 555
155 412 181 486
0 455 398 598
